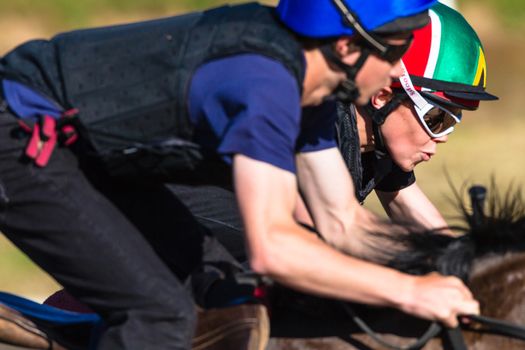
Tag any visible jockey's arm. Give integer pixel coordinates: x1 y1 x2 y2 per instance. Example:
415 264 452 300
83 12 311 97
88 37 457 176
234 152 411 306
375 183 454 235
295 148 393 256
234 151 479 327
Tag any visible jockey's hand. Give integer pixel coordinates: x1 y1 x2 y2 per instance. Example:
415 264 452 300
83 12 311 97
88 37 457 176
399 272 480 328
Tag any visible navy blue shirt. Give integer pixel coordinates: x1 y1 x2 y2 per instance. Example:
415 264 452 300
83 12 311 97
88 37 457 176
188 54 336 173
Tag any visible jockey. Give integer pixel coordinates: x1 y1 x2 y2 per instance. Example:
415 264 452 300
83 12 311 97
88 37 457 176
0 0 471 349
172 0 496 327
171 0 490 331
334 2 498 232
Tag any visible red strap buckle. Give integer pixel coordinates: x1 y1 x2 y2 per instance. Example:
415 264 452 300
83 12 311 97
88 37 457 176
21 109 79 167
24 115 57 167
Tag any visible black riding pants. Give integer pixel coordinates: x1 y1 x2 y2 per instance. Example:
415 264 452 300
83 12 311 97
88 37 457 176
165 184 246 263
0 105 240 349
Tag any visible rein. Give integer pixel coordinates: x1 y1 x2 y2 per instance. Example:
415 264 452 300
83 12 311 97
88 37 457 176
342 302 525 350
462 314 525 342
341 302 443 350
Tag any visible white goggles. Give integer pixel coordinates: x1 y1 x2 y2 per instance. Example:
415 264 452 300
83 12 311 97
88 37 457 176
399 61 462 138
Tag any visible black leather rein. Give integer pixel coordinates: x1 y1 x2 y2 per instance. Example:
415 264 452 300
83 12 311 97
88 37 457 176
342 302 525 350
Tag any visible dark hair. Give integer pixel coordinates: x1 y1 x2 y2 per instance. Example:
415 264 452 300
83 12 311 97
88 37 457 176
295 34 337 50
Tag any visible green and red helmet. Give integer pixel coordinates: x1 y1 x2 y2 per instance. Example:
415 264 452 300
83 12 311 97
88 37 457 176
393 2 498 110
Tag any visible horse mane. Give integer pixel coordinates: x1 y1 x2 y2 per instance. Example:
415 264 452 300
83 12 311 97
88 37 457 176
379 182 525 281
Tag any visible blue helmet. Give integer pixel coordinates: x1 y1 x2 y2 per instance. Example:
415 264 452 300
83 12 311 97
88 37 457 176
276 0 437 38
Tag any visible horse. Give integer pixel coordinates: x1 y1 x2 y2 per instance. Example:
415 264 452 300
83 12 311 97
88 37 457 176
2 184 525 350
266 183 525 349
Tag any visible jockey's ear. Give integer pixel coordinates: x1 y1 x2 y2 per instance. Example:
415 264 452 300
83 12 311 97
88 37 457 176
370 86 393 109
334 37 361 57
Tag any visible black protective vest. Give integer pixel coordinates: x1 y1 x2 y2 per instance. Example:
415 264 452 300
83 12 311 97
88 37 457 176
335 102 415 203
0 3 304 183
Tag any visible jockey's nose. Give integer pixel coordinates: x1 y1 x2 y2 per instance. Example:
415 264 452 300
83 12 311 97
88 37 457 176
390 60 403 79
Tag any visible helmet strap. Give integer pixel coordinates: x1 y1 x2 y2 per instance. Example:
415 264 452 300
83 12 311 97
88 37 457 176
367 93 407 159
320 44 370 103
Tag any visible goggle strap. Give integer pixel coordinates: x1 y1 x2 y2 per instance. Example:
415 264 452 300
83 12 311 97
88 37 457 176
399 60 434 117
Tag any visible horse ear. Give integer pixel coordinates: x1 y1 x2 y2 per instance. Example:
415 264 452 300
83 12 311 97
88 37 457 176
469 185 487 228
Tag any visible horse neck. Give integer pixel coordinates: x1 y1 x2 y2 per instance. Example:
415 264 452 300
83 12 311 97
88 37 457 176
468 252 525 322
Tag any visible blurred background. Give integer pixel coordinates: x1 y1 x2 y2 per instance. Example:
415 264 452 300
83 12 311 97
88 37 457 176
0 0 524 302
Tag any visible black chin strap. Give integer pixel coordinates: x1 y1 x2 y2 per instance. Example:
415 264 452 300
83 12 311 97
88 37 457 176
320 44 370 103
369 93 407 160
